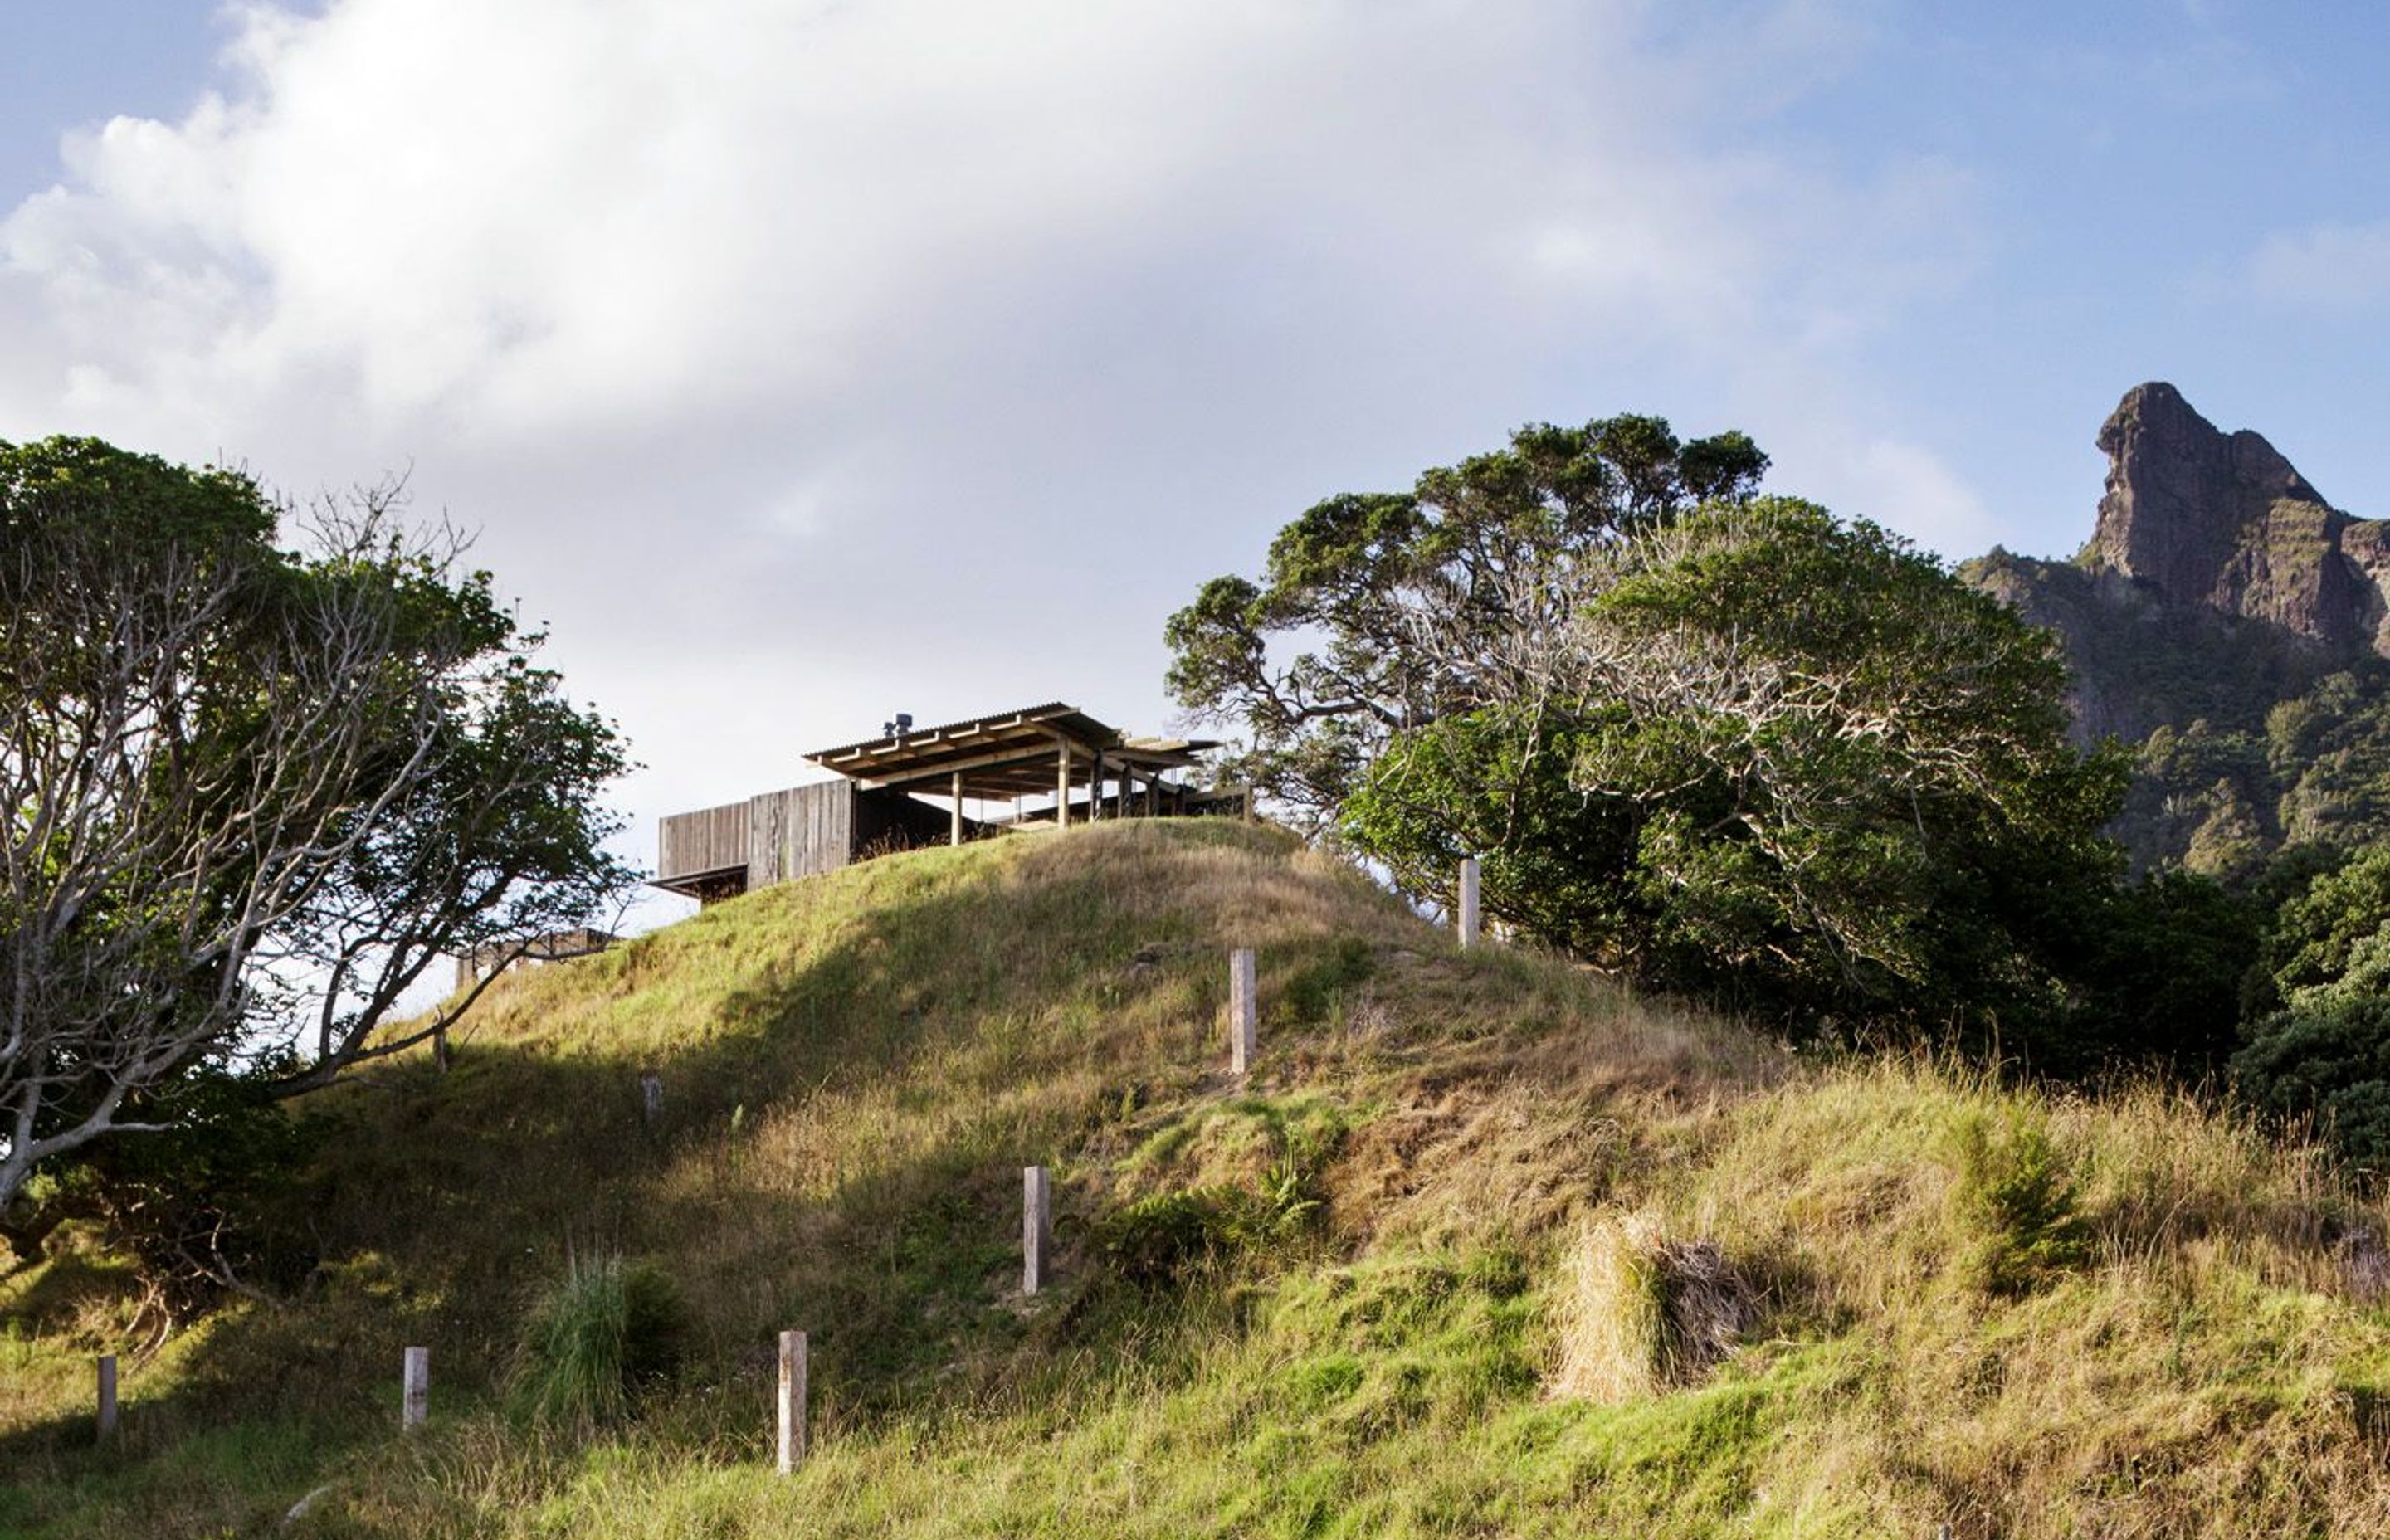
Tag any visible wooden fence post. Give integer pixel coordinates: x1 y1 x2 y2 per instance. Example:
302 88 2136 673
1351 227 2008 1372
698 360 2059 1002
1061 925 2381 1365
777 1329 808 1474
1229 948 1257 1075
1457 856 1481 949
95 1354 117 1443
402 1347 429 1432
640 1070 663 1129
1023 1166 1051 1296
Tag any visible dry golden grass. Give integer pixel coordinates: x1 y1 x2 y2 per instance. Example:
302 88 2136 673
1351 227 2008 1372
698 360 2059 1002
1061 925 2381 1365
1551 1211 1672 1402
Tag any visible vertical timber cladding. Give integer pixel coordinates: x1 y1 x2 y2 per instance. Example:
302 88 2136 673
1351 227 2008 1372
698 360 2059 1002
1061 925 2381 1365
746 782 859 886
658 801 749 887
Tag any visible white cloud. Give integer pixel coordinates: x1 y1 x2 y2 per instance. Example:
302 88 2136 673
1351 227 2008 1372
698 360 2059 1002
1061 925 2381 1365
0 0 1993 908
2250 220 2390 310
1843 436 1999 554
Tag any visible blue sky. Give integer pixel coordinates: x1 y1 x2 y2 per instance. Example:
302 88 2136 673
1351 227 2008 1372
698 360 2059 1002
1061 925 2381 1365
0 4 225 197
1 1 2385 911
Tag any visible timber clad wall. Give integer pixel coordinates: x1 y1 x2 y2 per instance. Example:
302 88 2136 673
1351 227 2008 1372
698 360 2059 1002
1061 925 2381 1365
658 782 958 900
747 783 856 887
658 802 750 885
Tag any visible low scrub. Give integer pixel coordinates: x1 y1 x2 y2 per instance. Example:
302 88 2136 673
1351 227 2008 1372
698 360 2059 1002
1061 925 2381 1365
1098 1144 1324 1286
1100 1093 1343 1286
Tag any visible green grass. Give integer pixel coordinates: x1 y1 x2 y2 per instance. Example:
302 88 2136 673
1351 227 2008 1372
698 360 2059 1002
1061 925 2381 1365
511 1252 686 1429
7 819 2390 1535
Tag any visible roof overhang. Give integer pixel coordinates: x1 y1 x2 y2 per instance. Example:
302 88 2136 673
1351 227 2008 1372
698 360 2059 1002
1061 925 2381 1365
804 703 1216 798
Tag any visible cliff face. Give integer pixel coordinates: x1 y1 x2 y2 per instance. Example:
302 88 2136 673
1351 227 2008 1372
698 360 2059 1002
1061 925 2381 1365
2079 382 2383 654
1963 383 2390 875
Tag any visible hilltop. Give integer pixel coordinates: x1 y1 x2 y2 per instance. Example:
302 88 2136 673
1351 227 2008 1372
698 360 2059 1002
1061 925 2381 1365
7 820 2390 1537
1964 383 2390 874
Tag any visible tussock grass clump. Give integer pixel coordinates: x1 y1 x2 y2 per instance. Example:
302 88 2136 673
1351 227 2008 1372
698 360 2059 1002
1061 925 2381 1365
1551 1211 1749 1402
511 1252 685 1428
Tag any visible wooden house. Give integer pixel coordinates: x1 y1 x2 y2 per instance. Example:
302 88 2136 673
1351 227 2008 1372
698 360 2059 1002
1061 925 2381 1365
651 702 1234 904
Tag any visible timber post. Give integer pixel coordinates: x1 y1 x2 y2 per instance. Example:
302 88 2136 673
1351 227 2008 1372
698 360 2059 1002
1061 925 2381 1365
402 1347 429 1432
777 1329 808 1474
1229 948 1258 1075
1457 855 1482 949
1024 1166 1052 1295
640 1070 663 1129
95 1354 117 1443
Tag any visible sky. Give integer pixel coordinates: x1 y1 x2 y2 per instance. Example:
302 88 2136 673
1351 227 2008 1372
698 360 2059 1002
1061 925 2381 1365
4 0 2388 928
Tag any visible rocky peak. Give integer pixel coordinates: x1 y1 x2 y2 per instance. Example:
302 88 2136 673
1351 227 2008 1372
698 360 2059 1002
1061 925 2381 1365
2082 381 2372 652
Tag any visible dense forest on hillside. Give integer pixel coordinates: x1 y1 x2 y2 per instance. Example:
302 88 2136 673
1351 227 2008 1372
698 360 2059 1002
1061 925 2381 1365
1963 550 2390 880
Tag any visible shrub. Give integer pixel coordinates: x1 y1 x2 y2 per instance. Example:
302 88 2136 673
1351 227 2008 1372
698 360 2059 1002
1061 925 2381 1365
2232 997 2390 1171
513 1252 686 1426
1099 1126 1328 1287
1947 1109 2089 1296
1099 1189 1236 1287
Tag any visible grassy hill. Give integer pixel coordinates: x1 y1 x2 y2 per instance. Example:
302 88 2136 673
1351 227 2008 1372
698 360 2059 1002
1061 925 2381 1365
8 819 2390 1537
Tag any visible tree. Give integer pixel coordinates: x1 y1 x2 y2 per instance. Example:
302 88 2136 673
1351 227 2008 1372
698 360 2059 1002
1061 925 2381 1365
1360 500 2128 1045
2231 846 2390 1166
2233 998 2390 1171
0 437 635 1224
2247 845 2390 1016
1164 415 1767 829
1173 420 2137 1053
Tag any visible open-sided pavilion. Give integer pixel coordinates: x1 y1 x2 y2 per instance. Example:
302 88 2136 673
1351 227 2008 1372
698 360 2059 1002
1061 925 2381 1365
651 702 1236 903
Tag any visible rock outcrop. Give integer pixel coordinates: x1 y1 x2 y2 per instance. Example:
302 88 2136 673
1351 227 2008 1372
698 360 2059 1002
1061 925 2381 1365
1961 383 2390 875
2080 382 2384 655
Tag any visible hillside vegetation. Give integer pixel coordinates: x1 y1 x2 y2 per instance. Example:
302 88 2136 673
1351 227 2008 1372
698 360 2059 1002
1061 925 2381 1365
8 820 2390 1537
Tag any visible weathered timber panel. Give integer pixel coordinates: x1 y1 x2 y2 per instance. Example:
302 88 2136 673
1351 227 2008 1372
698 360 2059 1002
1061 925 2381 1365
662 778 1024 902
749 788 783 888
811 783 855 875
659 801 750 883
748 782 857 885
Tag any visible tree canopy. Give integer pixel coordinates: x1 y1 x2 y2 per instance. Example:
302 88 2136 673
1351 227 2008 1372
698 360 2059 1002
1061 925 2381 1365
0 437 635 1224
1164 414 1768 827
2227 847 2390 1166
1171 420 2145 1055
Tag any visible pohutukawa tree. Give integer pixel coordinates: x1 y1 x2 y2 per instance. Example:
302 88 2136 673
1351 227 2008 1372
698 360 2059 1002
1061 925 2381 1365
0 437 636 1223
1164 415 1769 831
1169 417 2134 1053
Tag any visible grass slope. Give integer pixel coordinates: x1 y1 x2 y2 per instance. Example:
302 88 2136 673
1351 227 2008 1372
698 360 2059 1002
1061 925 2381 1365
7 820 2390 1537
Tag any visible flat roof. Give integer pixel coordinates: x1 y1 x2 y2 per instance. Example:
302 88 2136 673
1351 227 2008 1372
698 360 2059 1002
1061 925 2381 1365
804 702 1217 797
